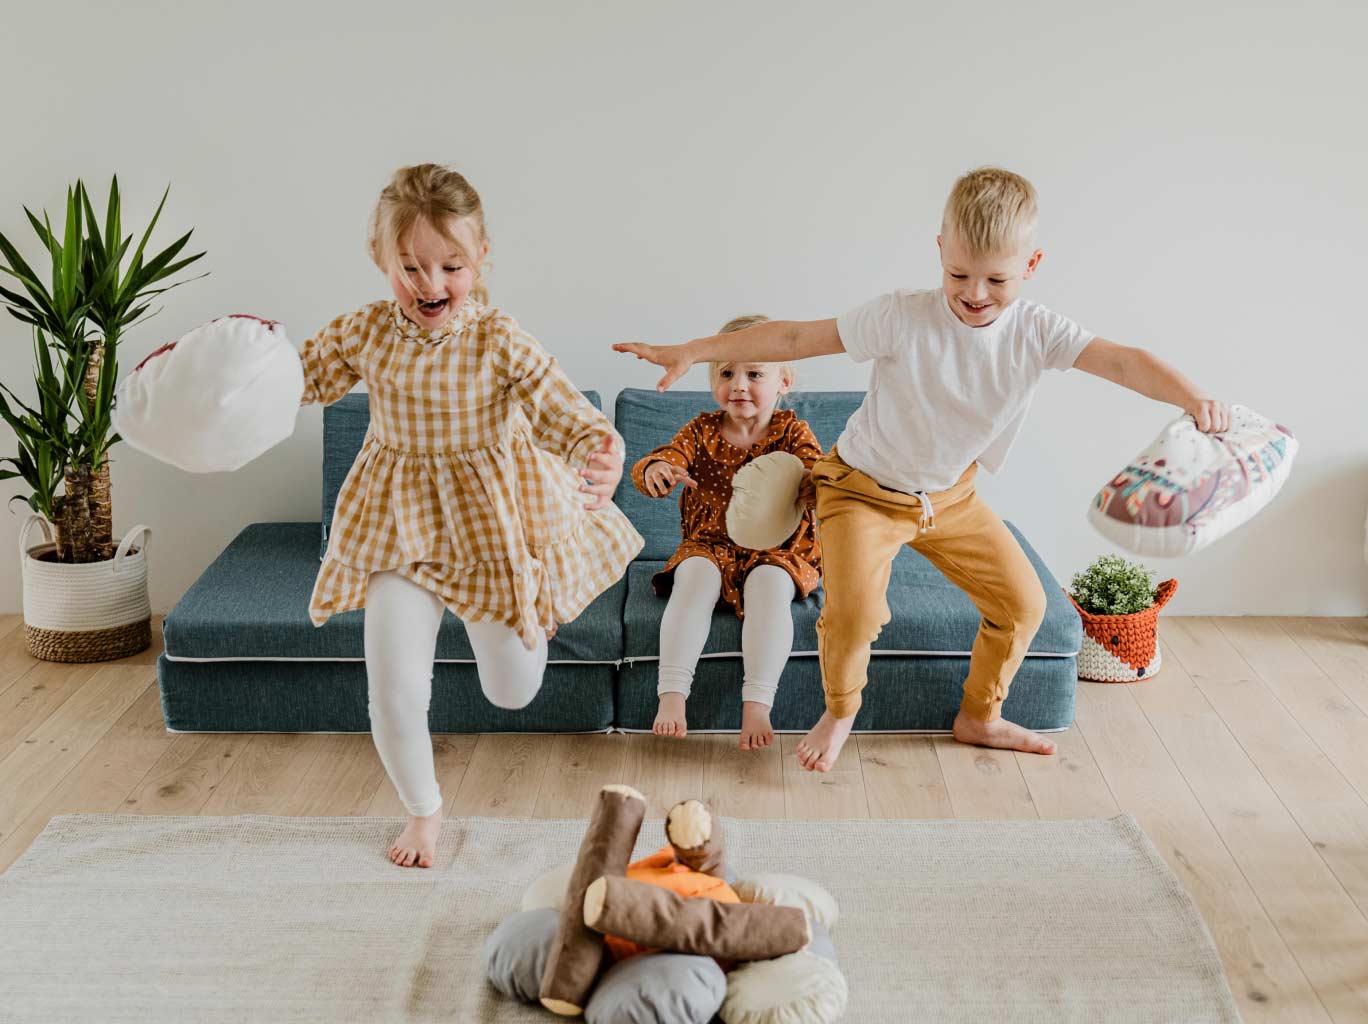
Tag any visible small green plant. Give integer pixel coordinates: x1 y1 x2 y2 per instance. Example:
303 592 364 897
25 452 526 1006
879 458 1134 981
1070 554 1157 616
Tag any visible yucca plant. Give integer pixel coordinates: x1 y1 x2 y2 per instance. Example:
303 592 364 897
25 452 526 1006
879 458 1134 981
0 178 204 562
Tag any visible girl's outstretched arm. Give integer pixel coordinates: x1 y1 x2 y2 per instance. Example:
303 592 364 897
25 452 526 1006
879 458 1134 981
614 319 844 392
1073 337 1231 433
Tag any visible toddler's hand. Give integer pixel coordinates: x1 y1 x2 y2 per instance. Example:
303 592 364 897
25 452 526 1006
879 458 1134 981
580 436 624 511
797 469 817 510
612 341 697 392
1185 398 1231 433
643 460 698 498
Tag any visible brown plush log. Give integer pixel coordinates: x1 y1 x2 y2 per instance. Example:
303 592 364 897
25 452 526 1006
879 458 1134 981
665 799 727 879
539 784 647 1016
583 874 809 962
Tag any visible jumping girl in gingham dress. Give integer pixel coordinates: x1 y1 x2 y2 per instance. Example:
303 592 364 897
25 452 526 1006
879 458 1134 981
298 164 642 867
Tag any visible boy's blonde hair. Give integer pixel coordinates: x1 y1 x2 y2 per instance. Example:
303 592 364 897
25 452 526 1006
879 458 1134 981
369 163 491 305
709 314 795 399
942 166 1038 258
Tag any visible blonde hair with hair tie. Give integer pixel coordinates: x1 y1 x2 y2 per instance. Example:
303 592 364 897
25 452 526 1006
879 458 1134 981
369 163 491 305
942 166 1038 258
709 314 796 400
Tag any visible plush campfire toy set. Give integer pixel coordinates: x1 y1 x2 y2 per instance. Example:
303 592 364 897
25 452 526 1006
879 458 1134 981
485 785 848 1023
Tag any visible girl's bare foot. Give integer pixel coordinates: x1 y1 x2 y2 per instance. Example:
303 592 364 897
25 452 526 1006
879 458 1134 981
388 808 443 868
794 711 856 772
952 710 1057 755
739 701 774 750
654 693 688 738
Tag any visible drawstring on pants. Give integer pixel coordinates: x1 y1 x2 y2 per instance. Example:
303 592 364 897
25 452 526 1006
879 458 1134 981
915 491 937 532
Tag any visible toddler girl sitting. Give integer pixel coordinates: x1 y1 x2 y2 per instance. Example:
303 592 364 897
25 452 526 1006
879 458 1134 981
631 315 822 750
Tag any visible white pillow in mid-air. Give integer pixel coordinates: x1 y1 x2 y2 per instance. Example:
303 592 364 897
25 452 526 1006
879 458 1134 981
1088 404 1297 558
113 314 304 473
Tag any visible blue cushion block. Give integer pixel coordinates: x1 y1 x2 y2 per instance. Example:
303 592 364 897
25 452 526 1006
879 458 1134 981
322 390 602 559
617 520 1079 732
622 523 1079 659
614 653 1076 732
164 523 624 664
157 655 615 732
158 521 621 732
613 388 863 561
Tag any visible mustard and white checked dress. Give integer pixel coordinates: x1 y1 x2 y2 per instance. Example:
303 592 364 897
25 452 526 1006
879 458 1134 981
298 299 643 650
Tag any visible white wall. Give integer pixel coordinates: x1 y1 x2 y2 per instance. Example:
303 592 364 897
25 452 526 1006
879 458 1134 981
2 0 1364 615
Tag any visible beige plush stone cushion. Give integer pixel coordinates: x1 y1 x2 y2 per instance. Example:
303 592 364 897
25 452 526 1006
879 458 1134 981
726 451 805 550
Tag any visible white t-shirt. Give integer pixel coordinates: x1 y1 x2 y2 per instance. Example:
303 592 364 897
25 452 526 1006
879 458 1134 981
834 288 1094 493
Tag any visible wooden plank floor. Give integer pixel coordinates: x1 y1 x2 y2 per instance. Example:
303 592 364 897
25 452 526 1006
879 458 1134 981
1 614 1366 1021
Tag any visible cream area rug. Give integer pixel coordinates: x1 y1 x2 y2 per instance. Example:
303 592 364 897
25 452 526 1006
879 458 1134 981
0 813 1240 1022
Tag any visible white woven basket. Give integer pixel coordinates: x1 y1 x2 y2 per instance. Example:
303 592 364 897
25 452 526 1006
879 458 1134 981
20 514 152 662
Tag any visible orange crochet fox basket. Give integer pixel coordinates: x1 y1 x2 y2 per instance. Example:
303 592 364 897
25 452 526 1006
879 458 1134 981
1067 579 1178 683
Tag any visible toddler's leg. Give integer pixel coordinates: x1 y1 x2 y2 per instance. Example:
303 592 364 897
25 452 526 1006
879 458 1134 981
739 565 796 750
655 557 722 739
464 619 549 710
365 570 446 868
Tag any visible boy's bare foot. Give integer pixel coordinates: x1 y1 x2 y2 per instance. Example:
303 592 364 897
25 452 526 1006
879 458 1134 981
388 808 443 868
654 693 688 738
952 710 1057 755
795 711 856 772
739 701 774 750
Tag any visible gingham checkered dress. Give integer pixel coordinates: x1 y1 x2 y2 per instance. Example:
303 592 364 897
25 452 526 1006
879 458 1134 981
298 299 643 650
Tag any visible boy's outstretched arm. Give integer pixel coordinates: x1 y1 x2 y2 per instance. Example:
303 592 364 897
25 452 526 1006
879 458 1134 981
613 319 844 392
1072 338 1231 433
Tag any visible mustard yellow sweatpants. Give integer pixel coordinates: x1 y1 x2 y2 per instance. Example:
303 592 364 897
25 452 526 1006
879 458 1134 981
811 449 1047 722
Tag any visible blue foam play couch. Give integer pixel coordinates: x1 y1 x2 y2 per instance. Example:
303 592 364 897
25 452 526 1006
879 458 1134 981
156 389 1081 733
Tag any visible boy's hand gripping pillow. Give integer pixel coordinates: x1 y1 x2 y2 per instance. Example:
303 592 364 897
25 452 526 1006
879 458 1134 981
112 314 304 473
1088 404 1297 557
727 451 806 551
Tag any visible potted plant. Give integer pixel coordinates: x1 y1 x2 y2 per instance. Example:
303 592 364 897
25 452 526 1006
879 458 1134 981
1067 554 1177 682
0 178 204 662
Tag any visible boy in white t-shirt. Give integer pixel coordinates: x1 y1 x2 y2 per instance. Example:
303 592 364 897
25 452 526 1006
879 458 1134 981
615 167 1230 772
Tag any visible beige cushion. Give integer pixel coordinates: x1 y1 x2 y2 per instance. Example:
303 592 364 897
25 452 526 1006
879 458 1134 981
520 861 574 913
732 873 839 930
726 451 805 550
721 950 848 1024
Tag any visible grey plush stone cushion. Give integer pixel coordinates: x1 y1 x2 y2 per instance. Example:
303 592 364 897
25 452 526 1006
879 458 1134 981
484 908 559 1003
483 909 727 1024
585 953 727 1024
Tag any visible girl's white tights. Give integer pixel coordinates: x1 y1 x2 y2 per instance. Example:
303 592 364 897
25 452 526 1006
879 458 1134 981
364 570 548 817
657 558 796 708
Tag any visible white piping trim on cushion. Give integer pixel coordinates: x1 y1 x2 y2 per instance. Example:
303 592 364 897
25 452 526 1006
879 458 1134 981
619 649 1078 663
161 654 619 665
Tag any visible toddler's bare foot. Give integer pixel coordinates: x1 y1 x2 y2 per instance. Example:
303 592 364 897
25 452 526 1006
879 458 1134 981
654 693 688 738
794 711 855 772
739 701 774 750
388 808 443 868
952 710 1057 755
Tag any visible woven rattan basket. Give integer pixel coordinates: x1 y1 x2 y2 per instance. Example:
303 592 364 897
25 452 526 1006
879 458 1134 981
19 514 152 663
1067 578 1177 683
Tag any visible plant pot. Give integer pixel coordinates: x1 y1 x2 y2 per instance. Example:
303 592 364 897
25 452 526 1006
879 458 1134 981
19 514 152 663
1067 578 1177 683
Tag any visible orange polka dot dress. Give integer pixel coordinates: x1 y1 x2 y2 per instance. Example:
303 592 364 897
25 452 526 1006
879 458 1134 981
298 298 643 650
630 409 823 618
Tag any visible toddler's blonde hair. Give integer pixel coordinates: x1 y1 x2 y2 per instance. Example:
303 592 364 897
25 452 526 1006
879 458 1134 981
369 163 490 305
942 166 1038 258
709 314 795 402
